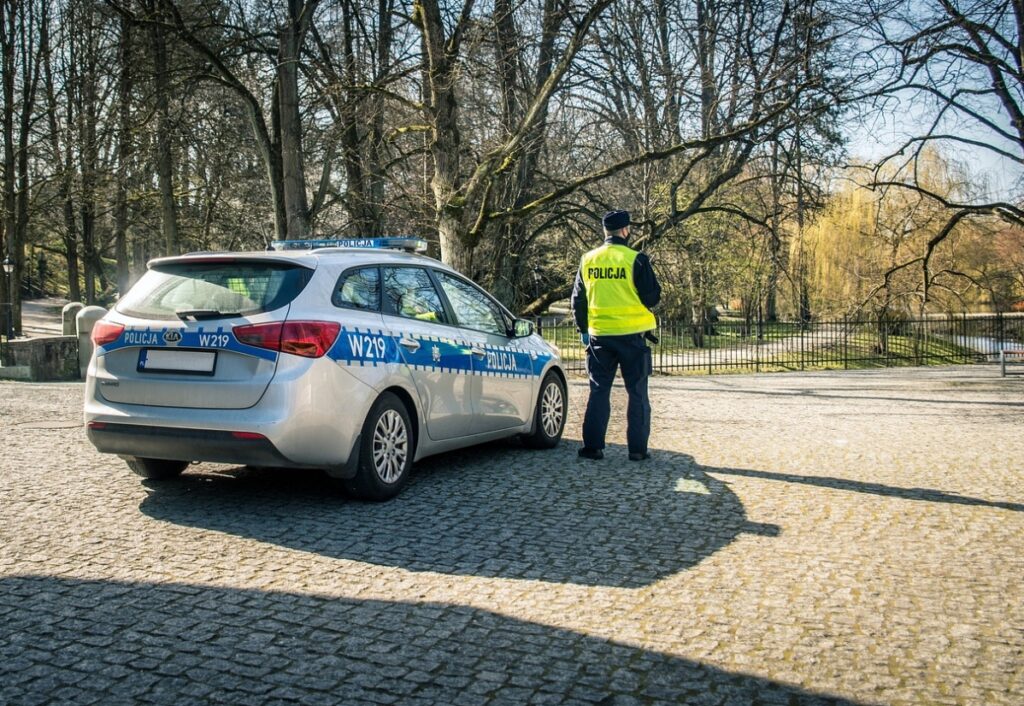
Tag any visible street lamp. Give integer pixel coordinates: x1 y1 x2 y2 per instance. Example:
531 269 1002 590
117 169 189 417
2 256 13 340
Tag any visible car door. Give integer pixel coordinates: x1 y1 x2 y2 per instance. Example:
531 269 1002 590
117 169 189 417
326 264 395 385
432 270 534 434
381 265 475 441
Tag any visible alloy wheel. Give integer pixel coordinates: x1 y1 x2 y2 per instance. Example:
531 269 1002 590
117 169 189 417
371 409 408 483
540 382 564 438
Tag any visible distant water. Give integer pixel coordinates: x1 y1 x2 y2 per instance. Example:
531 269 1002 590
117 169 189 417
951 336 1020 353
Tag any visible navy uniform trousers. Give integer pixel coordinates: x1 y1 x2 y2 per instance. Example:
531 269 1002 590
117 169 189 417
582 333 652 455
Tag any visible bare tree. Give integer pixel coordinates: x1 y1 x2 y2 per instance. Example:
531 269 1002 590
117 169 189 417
861 0 1024 304
1 0 43 331
307 0 404 236
117 0 322 241
141 0 180 255
39 0 82 302
412 0 615 274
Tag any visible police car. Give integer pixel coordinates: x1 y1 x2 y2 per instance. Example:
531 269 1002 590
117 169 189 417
84 237 567 500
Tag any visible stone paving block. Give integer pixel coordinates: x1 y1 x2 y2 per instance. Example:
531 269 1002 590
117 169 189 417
1 368 1022 705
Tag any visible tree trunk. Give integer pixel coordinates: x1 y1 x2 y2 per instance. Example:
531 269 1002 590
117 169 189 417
150 11 179 256
765 142 783 322
60 77 80 303
430 88 471 272
277 0 314 240
696 0 718 142
40 5 80 301
78 3 100 303
416 0 475 272
338 0 372 236
367 0 393 232
267 81 287 240
1 0 17 329
793 123 811 326
1 0 42 332
114 13 132 293
482 0 563 304
687 265 705 348
438 203 472 274
417 0 610 277
740 296 754 337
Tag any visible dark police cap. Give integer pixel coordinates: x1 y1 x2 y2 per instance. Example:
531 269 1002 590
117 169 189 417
602 210 630 231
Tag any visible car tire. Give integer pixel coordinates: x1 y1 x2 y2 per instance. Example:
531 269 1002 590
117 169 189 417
342 392 413 501
522 372 566 449
125 457 188 480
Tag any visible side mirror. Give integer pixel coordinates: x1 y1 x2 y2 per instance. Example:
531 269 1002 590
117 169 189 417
513 319 535 338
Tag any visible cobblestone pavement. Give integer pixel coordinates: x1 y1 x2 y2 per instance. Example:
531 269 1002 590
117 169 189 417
1 367 1022 705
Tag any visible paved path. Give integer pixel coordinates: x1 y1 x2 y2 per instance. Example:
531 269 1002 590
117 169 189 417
1 368 1022 705
18 297 66 338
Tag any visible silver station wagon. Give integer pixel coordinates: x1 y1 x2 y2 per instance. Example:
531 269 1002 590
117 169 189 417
84 238 567 500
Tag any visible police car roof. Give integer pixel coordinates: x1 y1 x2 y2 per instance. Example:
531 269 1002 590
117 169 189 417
148 245 441 271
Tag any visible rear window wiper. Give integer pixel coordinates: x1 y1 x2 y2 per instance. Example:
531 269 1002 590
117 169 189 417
175 309 241 321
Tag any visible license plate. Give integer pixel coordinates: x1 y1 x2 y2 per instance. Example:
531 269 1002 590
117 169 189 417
138 349 217 375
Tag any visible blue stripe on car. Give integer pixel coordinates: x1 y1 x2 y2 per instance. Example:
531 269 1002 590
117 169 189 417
98 326 279 362
328 328 551 378
98 325 553 375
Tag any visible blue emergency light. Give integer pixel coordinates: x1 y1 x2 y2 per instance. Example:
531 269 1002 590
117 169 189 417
270 237 428 253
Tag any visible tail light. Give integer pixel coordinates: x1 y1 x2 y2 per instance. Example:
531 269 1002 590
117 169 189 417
233 321 340 358
91 321 125 347
231 431 267 440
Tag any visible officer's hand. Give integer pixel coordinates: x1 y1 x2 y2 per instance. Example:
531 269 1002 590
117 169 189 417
580 333 590 346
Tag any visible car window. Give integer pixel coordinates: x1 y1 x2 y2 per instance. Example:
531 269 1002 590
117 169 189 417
333 267 380 311
117 262 312 320
382 267 448 324
434 271 507 336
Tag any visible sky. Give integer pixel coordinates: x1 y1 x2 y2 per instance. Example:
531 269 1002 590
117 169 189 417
844 99 1024 203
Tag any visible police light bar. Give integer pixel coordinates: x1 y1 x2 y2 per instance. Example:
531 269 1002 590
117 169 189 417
270 237 428 253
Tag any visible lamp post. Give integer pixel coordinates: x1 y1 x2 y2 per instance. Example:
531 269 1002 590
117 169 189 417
2 256 13 340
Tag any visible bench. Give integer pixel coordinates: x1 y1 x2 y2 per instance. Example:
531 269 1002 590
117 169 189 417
1000 349 1024 377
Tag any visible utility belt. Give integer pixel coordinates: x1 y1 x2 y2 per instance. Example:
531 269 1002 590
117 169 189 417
589 331 659 344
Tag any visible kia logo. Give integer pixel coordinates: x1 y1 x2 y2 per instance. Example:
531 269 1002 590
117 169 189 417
163 330 182 343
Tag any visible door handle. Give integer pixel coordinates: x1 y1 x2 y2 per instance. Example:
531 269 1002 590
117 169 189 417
471 346 486 357
400 337 421 351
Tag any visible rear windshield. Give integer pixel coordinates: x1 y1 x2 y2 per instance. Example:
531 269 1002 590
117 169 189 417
117 261 313 320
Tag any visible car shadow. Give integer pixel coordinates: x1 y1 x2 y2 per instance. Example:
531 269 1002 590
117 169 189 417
0 575 868 705
139 443 779 589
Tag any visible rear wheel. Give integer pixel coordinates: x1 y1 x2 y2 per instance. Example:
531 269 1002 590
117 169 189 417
342 392 413 501
522 372 566 449
125 457 188 480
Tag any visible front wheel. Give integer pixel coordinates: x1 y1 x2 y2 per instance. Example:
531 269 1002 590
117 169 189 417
522 372 567 449
342 392 414 501
125 457 188 480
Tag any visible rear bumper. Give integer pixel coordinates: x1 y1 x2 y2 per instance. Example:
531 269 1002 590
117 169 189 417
86 422 293 467
85 422 362 478
83 354 378 476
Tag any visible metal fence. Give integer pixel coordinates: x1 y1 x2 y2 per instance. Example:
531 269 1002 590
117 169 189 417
537 313 1024 376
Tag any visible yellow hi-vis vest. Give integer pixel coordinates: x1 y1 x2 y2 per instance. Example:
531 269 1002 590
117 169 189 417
581 244 657 336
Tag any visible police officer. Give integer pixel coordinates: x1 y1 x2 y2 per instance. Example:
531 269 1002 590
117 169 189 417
571 210 661 461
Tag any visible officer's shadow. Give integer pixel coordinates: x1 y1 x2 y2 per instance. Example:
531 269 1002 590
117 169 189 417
138 444 779 588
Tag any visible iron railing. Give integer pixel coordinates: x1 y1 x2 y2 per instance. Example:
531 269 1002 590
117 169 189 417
537 313 1024 376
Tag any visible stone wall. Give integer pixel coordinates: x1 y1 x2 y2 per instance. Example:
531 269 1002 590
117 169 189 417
0 336 80 381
